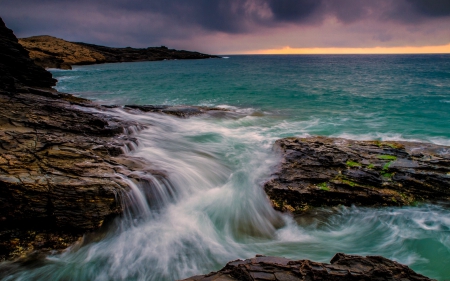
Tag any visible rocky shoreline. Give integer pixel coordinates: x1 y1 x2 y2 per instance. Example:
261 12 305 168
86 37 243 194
264 136 450 213
1 17 445 280
19 35 219 70
1 17 150 260
182 253 434 281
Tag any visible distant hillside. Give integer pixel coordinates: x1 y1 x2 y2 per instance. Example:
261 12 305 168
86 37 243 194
19 35 219 69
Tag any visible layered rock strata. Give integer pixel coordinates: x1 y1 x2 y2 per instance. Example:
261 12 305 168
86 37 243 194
182 253 434 281
264 136 450 213
19 35 219 69
0 17 227 261
0 17 152 261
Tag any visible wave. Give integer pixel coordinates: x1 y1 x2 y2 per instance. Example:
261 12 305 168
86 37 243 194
3 107 450 280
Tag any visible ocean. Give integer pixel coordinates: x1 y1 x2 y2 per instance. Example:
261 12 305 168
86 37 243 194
5 55 450 280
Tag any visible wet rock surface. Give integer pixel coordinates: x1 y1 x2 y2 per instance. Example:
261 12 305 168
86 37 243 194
19 35 219 70
182 253 434 281
264 136 450 213
124 105 227 118
0 87 151 260
0 15 231 261
0 17 159 261
0 17 440 281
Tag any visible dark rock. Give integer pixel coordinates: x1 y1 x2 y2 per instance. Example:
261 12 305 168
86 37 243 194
0 87 156 260
0 19 56 90
181 253 434 281
124 105 228 118
0 17 162 261
264 137 450 213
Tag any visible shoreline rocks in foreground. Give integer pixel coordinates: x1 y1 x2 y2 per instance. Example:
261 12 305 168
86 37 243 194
265 136 450 213
0 16 441 281
0 16 226 261
0 17 164 261
19 35 219 70
182 253 434 281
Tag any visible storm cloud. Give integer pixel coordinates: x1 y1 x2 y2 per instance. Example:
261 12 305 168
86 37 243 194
1 0 449 53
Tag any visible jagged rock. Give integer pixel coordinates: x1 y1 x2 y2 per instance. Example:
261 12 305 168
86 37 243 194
19 35 219 70
0 85 155 260
0 19 56 90
264 136 450 213
0 17 226 261
0 17 157 261
182 253 434 281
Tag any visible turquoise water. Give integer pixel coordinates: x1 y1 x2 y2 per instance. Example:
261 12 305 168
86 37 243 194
54 55 450 142
2 55 450 280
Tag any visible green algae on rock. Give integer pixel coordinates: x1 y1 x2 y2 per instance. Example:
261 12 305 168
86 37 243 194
264 136 450 213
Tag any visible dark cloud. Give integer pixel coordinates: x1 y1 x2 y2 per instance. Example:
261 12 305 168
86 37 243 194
407 0 450 17
383 0 450 24
1 0 449 52
266 0 322 22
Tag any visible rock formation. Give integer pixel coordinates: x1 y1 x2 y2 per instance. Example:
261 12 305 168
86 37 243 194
0 17 225 261
0 17 440 281
123 105 227 118
19 35 219 69
0 17 152 261
264 136 450 213
182 253 434 281
0 21 56 90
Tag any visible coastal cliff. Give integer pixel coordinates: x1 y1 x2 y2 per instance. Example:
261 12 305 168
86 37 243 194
19 35 219 69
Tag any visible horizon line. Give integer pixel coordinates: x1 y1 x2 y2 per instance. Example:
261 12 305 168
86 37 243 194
231 44 450 55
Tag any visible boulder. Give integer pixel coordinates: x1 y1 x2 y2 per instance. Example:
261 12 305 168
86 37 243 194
264 137 450 213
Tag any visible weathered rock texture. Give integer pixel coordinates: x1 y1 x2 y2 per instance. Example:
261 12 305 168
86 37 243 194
182 253 434 281
19 35 219 69
0 17 231 261
265 136 450 213
0 17 155 261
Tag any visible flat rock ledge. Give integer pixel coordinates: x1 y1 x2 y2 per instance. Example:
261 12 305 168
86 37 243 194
264 136 450 213
123 105 228 118
182 253 434 281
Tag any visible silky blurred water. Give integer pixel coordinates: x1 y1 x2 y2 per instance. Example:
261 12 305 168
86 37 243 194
2 55 450 280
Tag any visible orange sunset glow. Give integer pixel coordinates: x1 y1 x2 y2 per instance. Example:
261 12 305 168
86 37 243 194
245 44 450 55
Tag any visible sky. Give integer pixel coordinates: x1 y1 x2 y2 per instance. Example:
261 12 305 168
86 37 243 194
2 0 450 54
